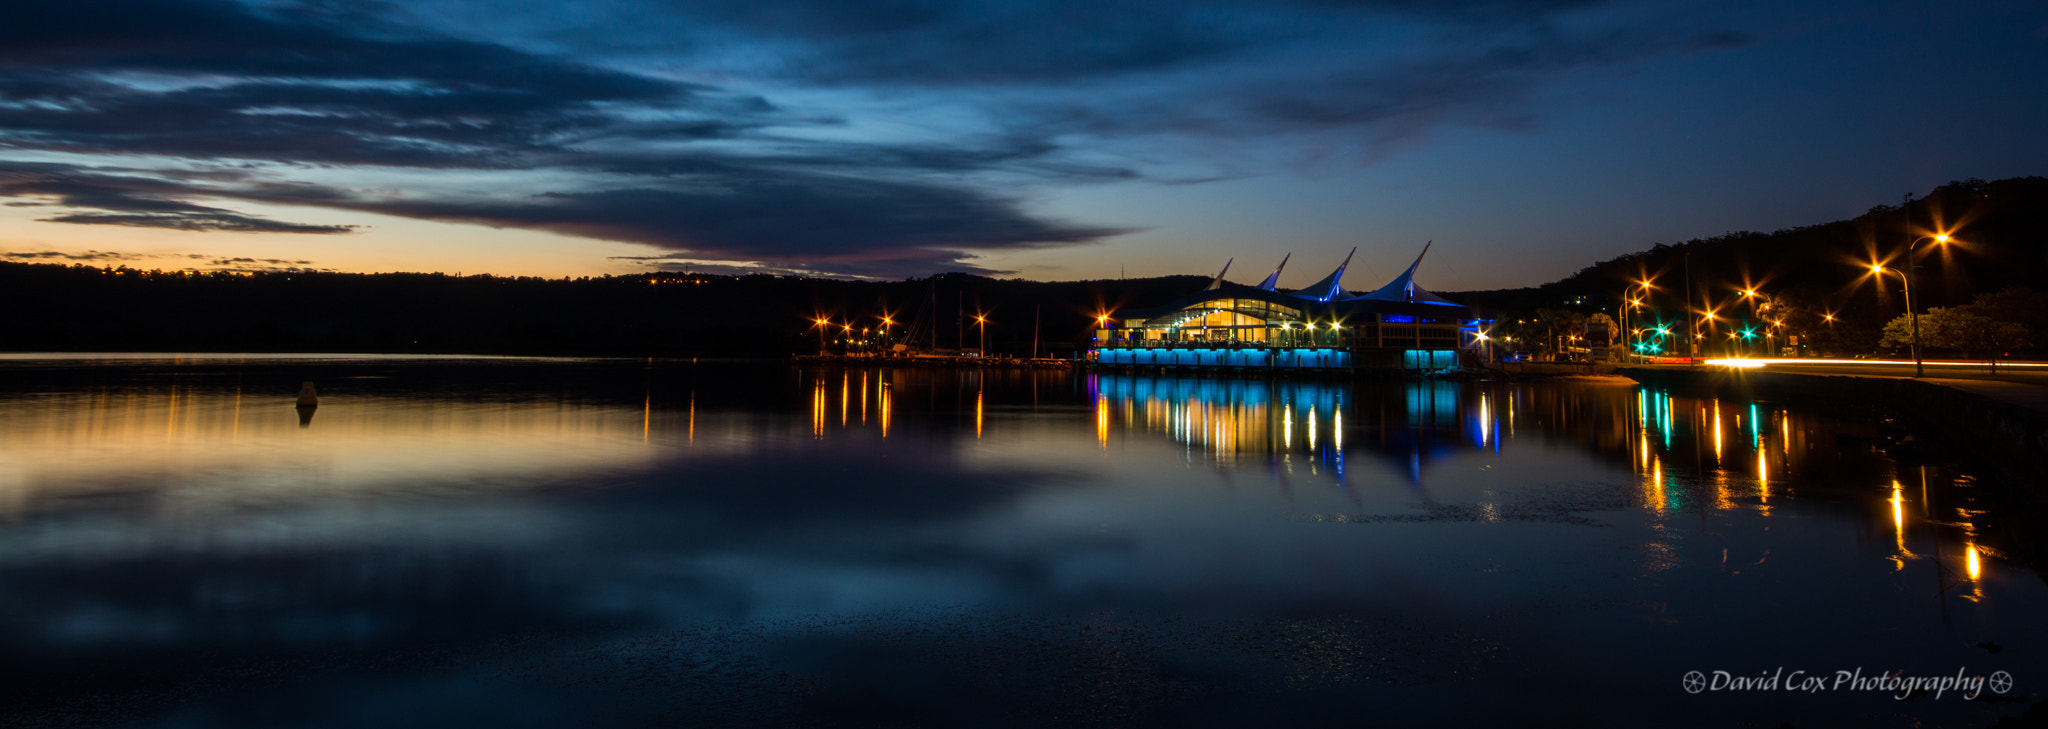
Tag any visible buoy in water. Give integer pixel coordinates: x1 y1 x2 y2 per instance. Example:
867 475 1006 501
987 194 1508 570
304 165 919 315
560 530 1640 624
296 382 319 406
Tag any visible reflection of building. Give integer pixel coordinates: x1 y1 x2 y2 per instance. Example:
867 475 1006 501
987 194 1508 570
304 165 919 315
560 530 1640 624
1089 245 1485 372
1088 374 1496 484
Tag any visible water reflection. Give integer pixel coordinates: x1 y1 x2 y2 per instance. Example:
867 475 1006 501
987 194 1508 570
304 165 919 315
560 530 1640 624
0 361 2038 729
1062 373 2014 607
0 383 677 519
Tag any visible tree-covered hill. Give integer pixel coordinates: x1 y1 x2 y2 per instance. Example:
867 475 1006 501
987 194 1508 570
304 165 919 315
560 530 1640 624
1441 176 2048 356
0 262 1206 357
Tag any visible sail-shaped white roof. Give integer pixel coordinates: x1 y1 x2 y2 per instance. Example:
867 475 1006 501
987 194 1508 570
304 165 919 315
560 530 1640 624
1349 242 1457 305
1288 248 1354 302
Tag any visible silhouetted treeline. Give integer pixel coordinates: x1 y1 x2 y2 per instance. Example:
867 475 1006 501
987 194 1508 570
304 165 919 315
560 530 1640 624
8 176 2048 358
1441 176 2048 355
0 263 1205 357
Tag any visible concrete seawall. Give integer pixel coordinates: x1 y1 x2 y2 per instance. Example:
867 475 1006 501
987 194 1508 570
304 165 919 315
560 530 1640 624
793 354 1073 370
1620 367 2048 487
1494 362 1618 377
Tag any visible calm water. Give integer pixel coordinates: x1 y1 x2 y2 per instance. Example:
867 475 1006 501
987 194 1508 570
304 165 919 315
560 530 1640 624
0 356 2041 728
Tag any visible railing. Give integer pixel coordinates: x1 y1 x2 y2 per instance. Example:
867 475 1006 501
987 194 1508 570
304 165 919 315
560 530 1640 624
1091 339 1348 350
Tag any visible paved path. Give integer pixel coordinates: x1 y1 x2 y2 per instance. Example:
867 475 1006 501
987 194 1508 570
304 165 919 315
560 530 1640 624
1754 361 2048 387
1623 362 2048 416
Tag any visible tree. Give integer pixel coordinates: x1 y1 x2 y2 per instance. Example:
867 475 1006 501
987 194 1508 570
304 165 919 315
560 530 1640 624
1531 307 1588 360
1879 306 2031 368
1961 286 2048 346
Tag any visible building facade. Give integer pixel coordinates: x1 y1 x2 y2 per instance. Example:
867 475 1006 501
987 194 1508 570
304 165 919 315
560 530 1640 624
1090 245 1485 371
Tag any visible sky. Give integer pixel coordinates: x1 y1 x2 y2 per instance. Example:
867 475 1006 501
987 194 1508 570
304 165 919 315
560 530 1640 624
1 0 2045 290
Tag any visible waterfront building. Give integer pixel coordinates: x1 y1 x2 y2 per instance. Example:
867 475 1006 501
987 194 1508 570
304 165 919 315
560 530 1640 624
1090 244 1485 371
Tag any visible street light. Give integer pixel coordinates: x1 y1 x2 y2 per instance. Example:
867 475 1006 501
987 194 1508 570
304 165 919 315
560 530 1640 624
1868 233 1953 376
1869 262 1922 375
813 317 830 354
1903 234 1949 377
1623 280 1655 362
1736 288 1765 355
975 314 988 356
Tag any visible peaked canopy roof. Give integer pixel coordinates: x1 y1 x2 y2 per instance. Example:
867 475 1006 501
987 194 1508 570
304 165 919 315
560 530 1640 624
1351 241 1457 305
1288 247 1354 302
1256 253 1290 291
1204 258 1233 290
1116 242 1470 322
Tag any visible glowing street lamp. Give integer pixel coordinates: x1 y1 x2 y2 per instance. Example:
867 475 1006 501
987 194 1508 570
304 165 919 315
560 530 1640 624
1869 262 1922 374
1734 288 1767 355
1623 279 1655 361
976 314 989 355
813 317 830 354
1902 233 1950 377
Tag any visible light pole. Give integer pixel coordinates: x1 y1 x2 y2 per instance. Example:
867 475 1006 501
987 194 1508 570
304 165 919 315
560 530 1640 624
1700 309 1721 357
1870 233 1951 377
1739 288 1759 356
1624 280 1655 361
975 314 988 356
814 318 829 354
1903 234 1949 377
1870 262 1921 376
880 316 894 354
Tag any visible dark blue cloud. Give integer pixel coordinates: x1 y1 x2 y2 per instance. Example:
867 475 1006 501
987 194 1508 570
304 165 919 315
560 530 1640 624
241 175 1128 276
0 0 677 102
0 161 356 234
0 0 1140 275
0 0 1764 277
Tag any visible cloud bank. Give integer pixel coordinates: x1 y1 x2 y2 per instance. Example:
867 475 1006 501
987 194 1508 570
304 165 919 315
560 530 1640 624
0 0 1747 277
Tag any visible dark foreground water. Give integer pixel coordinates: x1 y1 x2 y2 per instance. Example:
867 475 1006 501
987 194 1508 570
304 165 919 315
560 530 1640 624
0 356 2042 728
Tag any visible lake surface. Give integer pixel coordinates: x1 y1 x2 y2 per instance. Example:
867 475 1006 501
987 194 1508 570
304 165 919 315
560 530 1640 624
0 356 2041 728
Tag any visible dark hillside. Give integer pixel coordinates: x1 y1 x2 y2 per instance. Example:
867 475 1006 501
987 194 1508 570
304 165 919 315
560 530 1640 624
0 263 1206 357
7 176 2046 358
1441 177 2048 355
